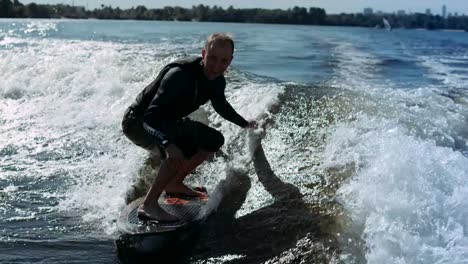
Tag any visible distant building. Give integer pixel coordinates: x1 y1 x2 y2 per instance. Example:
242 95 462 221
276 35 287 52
363 8 373 15
376 11 384 16
454 12 458 17
442 5 447 18
426 9 431 15
397 10 406 16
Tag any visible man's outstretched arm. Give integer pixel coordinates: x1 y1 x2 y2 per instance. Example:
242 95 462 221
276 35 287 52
211 92 257 129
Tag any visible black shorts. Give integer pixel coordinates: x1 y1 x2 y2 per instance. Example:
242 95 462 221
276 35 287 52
122 108 224 159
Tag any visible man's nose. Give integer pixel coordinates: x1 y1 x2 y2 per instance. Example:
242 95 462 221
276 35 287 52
214 61 224 71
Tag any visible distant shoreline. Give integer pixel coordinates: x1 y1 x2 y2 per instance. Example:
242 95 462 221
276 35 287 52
1 18 467 33
1 1 467 31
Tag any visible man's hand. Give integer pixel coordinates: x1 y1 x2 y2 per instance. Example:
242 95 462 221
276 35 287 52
246 120 258 129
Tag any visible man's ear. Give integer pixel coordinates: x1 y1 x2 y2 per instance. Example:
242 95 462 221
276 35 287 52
202 48 206 59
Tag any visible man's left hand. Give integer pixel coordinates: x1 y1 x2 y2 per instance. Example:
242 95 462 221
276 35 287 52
246 120 258 129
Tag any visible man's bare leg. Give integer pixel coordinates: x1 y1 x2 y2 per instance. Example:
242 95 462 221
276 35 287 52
165 151 213 196
138 157 183 222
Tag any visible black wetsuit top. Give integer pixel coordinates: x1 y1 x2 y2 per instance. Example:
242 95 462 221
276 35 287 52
129 57 248 145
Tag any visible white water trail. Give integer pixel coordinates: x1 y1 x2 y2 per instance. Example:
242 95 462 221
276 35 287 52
322 115 468 264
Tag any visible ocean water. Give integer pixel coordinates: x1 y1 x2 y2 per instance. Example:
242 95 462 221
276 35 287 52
0 19 467 264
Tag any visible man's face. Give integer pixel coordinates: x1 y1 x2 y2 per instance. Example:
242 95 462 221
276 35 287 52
202 42 233 80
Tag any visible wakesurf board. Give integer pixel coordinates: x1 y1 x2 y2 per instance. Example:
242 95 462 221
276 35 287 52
117 187 209 235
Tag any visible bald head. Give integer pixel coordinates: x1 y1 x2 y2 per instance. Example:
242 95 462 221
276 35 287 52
201 33 234 80
204 33 235 56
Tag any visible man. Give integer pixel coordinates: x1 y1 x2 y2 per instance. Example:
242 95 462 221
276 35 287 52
122 33 256 222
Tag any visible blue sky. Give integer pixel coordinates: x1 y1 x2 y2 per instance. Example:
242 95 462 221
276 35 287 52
18 0 468 15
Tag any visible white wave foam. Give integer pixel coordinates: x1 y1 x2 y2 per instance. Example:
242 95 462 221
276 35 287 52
58 152 144 235
1 185 18 193
0 37 177 234
0 36 27 46
322 116 468 264
330 42 383 91
22 20 58 36
420 55 468 89
328 41 468 154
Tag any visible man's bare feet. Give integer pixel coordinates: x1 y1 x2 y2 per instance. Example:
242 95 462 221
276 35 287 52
165 183 207 198
137 203 179 222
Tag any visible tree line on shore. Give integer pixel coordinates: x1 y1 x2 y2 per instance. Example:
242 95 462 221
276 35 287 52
1 0 468 31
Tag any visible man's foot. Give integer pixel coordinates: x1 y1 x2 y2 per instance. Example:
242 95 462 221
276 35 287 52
165 183 207 198
137 203 179 222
